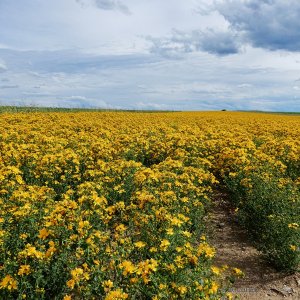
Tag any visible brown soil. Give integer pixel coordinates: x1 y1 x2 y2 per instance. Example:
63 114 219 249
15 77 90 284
208 191 300 300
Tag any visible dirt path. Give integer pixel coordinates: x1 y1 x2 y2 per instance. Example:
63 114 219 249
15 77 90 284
209 191 300 300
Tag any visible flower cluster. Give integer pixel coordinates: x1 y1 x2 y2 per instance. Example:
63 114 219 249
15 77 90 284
0 112 233 299
0 111 298 299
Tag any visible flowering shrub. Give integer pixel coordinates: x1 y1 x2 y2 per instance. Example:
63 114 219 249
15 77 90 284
224 164 300 271
0 111 299 298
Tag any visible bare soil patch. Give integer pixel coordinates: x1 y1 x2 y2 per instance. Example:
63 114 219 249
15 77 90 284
209 191 300 299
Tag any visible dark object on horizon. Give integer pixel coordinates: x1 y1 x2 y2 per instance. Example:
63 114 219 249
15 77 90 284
221 109 227 111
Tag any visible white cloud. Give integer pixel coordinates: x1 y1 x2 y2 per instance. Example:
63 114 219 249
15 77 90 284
135 101 170 110
149 28 240 57
66 95 87 100
0 1 299 111
211 0 300 52
237 83 253 88
0 60 7 72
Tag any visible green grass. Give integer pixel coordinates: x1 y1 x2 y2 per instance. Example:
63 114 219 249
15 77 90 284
236 110 300 115
0 106 178 113
0 106 298 114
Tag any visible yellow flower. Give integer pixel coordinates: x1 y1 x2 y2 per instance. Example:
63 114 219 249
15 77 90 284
63 295 72 300
71 267 90 282
166 263 176 274
176 246 182 252
200 235 206 241
197 243 215 259
115 224 127 232
290 245 297 251
44 241 56 259
38 228 50 240
211 266 221 275
105 289 128 300
166 228 174 235
188 255 198 266
119 260 135 276
170 217 183 227
20 233 28 240
177 286 187 294
288 223 299 229
181 231 192 237
174 255 185 268
160 239 170 251
208 281 219 294
102 280 114 292
66 279 75 289
19 244 44 259
232 267 244 276
94 260 100 265
134 241 146 248
18 265 31 276
130 277 138 284
229 172 237 177
180 197 189 203
0 275 17 290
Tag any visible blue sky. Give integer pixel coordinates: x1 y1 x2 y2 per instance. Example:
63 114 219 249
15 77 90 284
0 0 300 111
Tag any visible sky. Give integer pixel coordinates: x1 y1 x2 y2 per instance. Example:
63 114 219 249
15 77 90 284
0 0 300 111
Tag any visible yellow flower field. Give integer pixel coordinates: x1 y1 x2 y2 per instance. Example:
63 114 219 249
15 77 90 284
0 111 299 299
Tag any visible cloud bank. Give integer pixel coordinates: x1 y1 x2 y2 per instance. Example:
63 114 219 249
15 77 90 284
214 0 300 52
149 29 240 57
1 0 300 111
149 0 300 57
